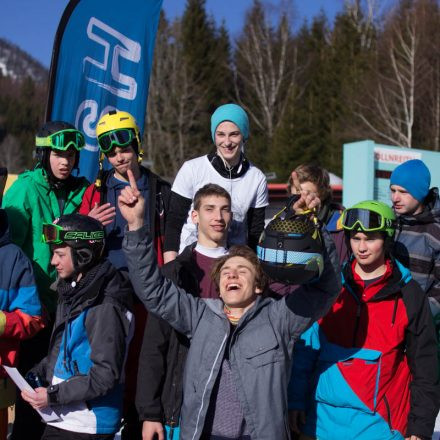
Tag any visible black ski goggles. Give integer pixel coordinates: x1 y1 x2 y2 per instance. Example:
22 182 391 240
341 208 392 232
42 223 104 244
35 129 85 151
97 128 136 153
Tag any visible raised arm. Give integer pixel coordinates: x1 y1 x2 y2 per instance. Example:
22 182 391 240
120 170 205 337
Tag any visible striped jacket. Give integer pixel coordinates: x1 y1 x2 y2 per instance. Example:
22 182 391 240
393 187 440 312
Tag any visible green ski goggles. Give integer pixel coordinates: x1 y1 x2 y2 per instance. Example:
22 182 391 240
42 223 104 245
35 129 85 151
341 208 394 233
97 128 136 153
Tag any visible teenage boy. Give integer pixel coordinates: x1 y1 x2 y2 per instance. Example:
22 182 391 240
137 184 231 440
120 169 340 440
163 103 268 263
22 214 133 440
389 159 440 315
288 201 439 440
79 110 171 439
3 121 89 440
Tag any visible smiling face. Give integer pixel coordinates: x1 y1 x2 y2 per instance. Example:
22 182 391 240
49 149 76 180
191 195 231 247
390 184 423 216
350 231 386 268
51 245 75 279
106 145 139 181
214 121 243 166
218 255 262 311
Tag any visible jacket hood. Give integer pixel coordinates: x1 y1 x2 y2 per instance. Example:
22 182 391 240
341 256 412 302
398 187 440 226
0 209 11 248
58 259 133 315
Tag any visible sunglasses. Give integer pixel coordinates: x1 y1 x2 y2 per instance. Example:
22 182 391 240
97 128 135 153
35 129 85 151
42 223 104 244
341 208 393 232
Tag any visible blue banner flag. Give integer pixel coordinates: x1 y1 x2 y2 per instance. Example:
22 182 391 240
46 0 163 181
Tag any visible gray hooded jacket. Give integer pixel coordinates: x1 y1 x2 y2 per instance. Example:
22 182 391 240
123 226 340 440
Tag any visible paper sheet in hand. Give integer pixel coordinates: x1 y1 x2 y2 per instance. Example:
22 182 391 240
2 365 60 422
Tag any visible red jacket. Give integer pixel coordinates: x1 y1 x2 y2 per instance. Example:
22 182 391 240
289 258 439 439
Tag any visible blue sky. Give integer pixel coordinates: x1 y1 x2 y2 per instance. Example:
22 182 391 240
1 0 344 68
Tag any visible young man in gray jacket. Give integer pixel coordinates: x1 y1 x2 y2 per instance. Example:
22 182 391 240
120 170 340 440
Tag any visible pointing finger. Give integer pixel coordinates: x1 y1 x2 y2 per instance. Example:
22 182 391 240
127 169 139 193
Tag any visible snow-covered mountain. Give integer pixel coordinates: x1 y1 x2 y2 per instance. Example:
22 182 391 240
0 38 48 83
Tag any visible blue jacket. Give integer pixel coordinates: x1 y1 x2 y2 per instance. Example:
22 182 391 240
0 209 43 377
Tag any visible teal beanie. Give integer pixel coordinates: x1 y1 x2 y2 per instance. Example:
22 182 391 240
211 103 249 142
390 159 431 202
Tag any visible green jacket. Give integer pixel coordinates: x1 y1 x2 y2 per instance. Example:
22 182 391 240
2 168 89 314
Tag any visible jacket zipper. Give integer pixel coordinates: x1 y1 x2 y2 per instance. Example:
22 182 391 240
352 302 362 347
191 332 228 440
383 395 393 431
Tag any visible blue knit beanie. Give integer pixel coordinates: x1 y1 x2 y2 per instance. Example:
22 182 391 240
211 103 249 142
390 159 431 202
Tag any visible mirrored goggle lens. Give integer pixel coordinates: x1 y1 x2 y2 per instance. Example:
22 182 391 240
343 209 383 230
98 129 133 152
42 224 60 243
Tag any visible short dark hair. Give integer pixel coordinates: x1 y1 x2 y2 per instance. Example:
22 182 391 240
193 184 231 211
211 245 268 292
288 164 332 202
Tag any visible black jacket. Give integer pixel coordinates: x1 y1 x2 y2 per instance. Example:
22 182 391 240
30 260 133 434
135 244 201 426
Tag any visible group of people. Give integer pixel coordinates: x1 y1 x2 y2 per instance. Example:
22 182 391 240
0 102 438 440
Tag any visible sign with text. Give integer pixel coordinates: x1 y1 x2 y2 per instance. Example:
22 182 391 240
343 140 440 208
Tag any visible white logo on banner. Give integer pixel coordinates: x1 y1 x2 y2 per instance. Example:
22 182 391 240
83 17 141 100
76 18 141 152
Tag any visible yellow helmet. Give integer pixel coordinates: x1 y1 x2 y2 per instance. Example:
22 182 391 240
96 110 141 153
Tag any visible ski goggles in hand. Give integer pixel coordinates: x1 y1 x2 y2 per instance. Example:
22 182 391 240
35 129 85 151
97 128 135 153
341 208 393 232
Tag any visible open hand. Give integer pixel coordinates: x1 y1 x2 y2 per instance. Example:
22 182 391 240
118 169 145 230
88 202 116 226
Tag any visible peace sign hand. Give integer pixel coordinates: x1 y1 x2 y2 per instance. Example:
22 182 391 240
118 169 145 230
290 171 321 213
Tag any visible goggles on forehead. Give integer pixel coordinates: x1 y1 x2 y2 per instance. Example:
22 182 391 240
42 223 104 245
35 129 85 151
341 208 393 232
97 128 135 153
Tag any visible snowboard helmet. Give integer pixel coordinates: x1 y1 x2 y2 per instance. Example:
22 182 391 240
96 110 142 157
35 121 85 177
42 214 105 273
341 200 396 238
95 110 143 188
257 196 324 285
